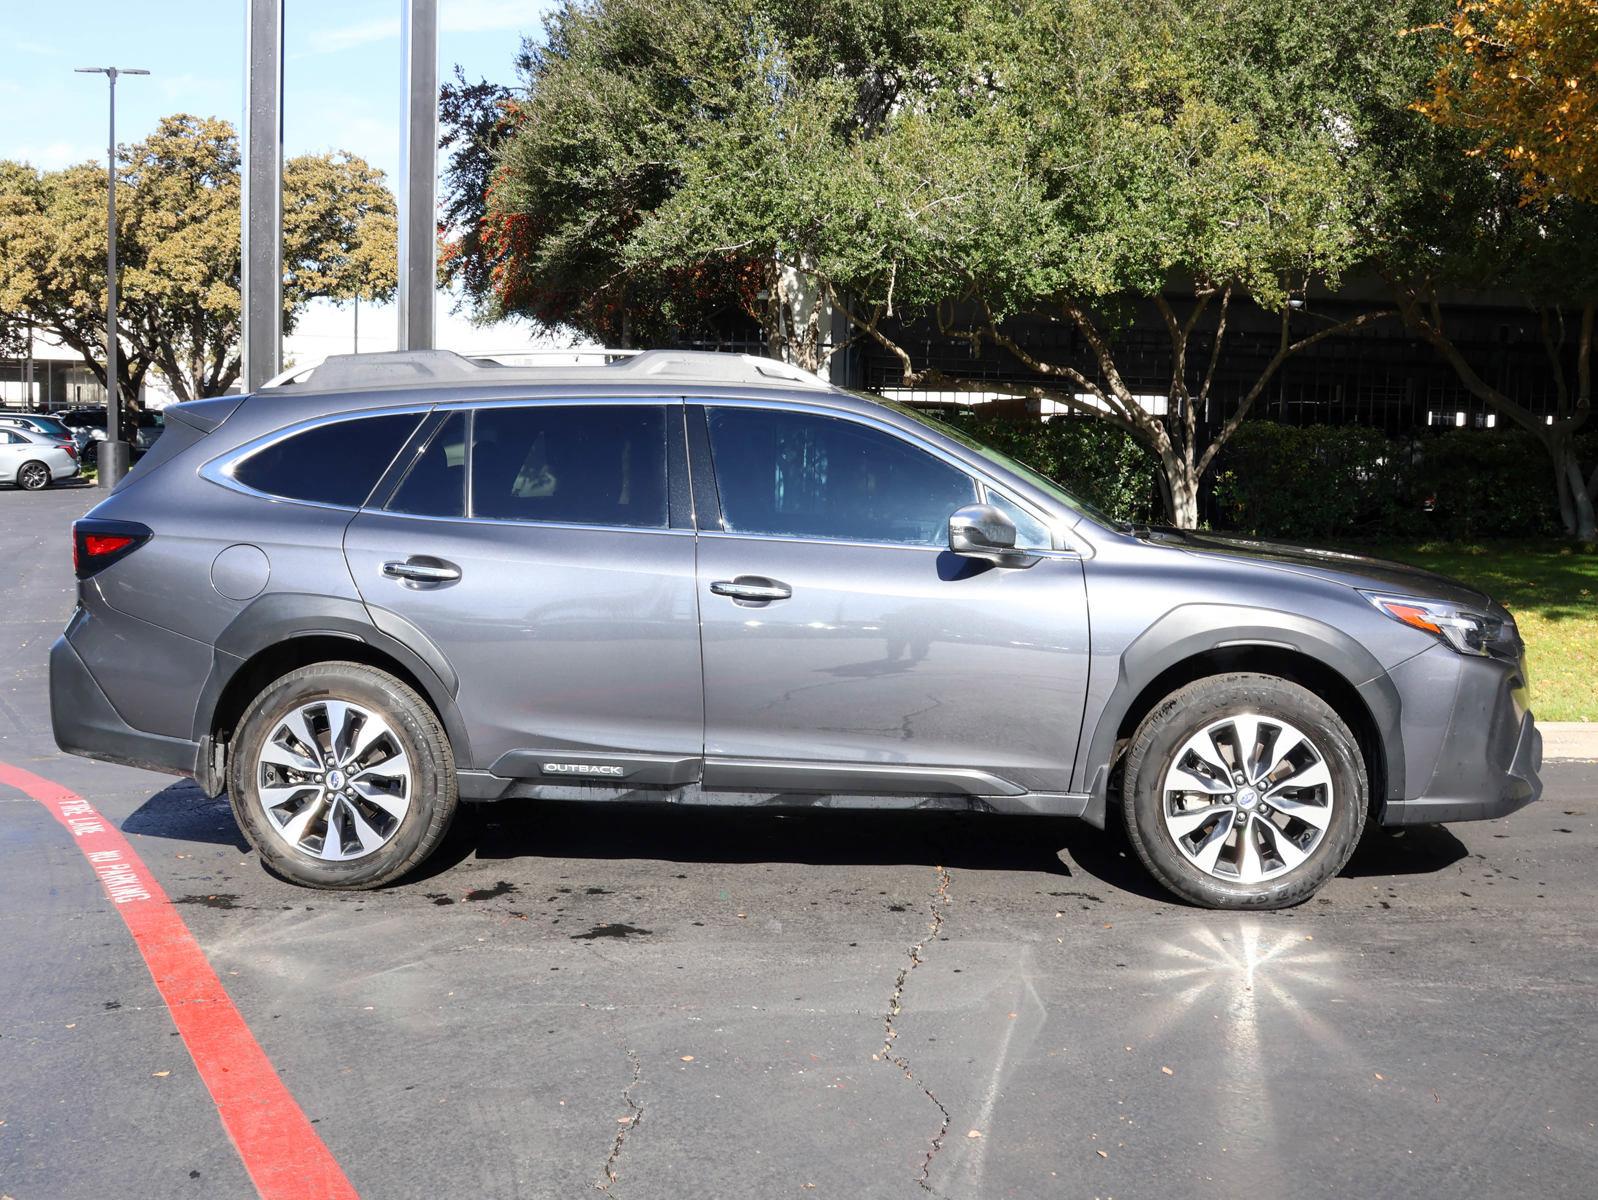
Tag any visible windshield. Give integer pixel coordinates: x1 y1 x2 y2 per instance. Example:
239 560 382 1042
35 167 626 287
867 396 1126 530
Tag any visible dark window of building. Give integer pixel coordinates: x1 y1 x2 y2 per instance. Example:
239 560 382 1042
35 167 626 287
470 404 668 527
387 411 468 518
232 412 422 508
706 407 976 545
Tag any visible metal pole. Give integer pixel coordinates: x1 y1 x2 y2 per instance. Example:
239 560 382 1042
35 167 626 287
75 64 147 486
105 68 118 457
242 0 284 390
353 291 360 354
398 0 438 351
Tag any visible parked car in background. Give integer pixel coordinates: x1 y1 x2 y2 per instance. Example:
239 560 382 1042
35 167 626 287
57 408 164 459
50 350 1542 908
1 426 79 490
0 412 92 453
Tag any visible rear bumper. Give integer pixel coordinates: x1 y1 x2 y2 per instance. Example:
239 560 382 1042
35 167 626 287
1381 646 1543 827
50 634 200 779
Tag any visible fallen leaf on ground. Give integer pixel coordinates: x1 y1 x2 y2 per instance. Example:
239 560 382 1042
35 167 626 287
1161 1066 1174 1076
681 1055 694 1062
967 1130 982 1139
1096 1150 1108 1158
152 1070 170 1078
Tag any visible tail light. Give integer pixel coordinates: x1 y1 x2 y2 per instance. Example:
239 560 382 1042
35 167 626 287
73 519 151 579
63 442 78 461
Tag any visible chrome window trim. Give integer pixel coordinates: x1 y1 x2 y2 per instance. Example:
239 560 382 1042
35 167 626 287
696 527 1081 558
695 397 1085 555
353 507 697 538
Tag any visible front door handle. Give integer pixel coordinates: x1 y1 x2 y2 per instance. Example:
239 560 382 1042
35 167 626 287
710 576 792 603
382 556 462 586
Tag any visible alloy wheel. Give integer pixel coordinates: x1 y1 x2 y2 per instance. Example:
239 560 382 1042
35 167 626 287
1158 712 1335 884
254 699 412 861
18 463 48 490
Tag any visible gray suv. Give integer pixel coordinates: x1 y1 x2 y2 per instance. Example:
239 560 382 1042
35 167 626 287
50 350 1542 908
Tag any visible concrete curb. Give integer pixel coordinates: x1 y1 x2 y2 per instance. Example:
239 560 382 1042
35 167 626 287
1540 722 1598 762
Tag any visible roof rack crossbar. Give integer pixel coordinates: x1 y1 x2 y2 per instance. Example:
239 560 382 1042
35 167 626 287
260 348 830 393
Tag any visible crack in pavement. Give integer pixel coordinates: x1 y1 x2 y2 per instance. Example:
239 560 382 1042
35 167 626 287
595 1043 644 1193
879 863 953 1194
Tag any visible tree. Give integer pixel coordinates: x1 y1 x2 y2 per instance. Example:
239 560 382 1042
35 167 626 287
0 114 397 404
1414 0 1598 204
1373 2 1598 540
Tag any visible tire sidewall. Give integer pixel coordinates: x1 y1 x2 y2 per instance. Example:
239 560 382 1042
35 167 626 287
228 663 455 889
1124 675 1367 909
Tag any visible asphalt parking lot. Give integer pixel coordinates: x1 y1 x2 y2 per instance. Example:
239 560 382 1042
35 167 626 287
2 483 1595 1199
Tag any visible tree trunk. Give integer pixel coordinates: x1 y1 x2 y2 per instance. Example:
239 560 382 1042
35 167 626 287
1566 454 1597 543
1160 449 1200 529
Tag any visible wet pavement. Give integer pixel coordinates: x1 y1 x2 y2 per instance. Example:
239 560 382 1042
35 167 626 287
3 484 1595 1198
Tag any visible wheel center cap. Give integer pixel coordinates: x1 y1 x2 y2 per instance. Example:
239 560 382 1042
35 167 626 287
1236 787 1260 809
326 769 346 791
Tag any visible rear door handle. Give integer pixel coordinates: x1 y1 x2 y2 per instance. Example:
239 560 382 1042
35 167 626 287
382 556 462 586
710 576 792 603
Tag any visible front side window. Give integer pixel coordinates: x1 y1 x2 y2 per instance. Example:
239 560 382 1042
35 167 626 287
705 407 977 546
230 412 422 508
470 404 668 527
985 487 1054 550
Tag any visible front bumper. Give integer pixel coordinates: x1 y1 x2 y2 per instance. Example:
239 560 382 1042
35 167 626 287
1380 645 1543 826
50 634 200 779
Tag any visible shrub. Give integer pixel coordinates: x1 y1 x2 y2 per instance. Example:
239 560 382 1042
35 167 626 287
1411 429 1561 540
941 412 1162 525
1212 423 1403 540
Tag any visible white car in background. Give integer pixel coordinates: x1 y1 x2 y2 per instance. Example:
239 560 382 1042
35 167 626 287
0 426 79 490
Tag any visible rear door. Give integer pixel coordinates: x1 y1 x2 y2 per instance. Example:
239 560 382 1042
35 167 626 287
342 399 704 782
690 401 1091 798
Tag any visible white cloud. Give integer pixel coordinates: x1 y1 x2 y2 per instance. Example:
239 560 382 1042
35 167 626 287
307 1 539 54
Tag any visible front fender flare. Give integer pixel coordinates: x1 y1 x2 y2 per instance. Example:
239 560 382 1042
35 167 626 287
1075 603 1403 827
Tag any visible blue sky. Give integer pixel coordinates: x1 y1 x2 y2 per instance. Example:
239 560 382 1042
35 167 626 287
1 1 570 362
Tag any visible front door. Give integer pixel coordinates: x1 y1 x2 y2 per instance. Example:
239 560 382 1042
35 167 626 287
692 403 1090 797
343 400 703 779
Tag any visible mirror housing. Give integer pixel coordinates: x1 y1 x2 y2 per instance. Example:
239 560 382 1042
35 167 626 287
948 504 1037 567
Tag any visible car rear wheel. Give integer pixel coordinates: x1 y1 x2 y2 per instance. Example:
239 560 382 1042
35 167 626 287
16 461 50 491
1121 672 1366 909
228 661 457 889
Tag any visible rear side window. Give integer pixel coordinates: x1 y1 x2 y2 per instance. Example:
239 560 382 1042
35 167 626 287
705 407 977 546
470 405 667 527
231 412 421 508
387 411 468 517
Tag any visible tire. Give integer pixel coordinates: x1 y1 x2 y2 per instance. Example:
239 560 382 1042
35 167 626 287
16 461 50 491
1121 672 1366 910
228 661 457 889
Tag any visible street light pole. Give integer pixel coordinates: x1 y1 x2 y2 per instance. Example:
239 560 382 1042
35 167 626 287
75 65 149 488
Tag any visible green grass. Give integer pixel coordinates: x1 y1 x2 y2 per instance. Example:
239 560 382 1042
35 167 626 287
1357 540 1598 722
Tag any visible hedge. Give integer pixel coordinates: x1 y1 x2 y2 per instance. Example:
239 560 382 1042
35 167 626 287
938 410 1594 541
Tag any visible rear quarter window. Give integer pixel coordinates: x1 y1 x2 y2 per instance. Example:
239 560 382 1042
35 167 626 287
230 412 422 508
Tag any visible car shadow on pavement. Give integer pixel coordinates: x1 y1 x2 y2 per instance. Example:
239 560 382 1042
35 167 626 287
1343 822 1469 876
120 783 1470 901
123 780 250 852
404 800 1178 900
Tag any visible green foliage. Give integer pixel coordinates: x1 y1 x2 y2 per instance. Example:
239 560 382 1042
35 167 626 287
0 115 395 401
1412 430 1564 540
940 412 1162 525
1213 423 1406 540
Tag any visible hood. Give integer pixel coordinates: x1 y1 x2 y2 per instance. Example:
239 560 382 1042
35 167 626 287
1147 529 1496 611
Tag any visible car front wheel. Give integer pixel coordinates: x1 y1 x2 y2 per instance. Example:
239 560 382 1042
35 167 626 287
1121 672 1367 909
228 661 457 889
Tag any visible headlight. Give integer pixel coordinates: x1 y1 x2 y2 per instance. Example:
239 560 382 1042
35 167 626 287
1361 597 1521 661
1361 592 1517 658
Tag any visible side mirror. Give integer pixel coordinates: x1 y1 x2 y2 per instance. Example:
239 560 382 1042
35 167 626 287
948 503 1036 567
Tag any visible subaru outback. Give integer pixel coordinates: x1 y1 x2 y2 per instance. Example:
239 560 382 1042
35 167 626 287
50 350 1542 908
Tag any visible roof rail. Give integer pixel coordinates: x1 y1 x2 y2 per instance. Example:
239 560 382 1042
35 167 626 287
259 348 830 393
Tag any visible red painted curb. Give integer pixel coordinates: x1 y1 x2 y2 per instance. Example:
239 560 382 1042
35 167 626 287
1 761 360 1200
